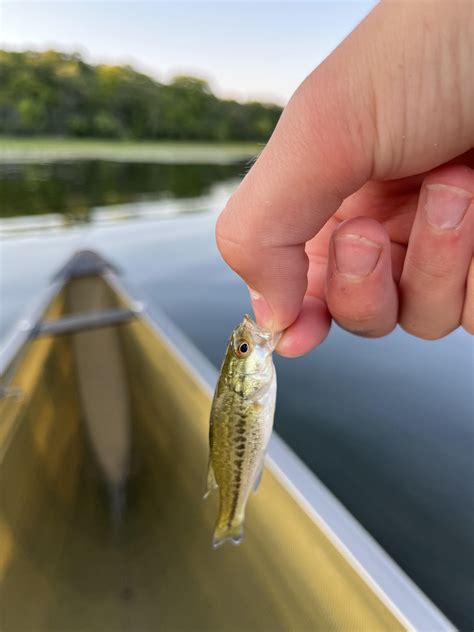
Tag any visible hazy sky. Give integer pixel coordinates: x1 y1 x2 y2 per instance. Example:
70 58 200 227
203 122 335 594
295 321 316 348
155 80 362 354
0 1 376 104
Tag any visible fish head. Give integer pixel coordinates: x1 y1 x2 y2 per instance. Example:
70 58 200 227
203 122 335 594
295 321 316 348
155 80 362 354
226 314 279 387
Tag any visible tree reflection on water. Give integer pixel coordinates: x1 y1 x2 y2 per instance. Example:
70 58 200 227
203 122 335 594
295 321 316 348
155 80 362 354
0 160 245 222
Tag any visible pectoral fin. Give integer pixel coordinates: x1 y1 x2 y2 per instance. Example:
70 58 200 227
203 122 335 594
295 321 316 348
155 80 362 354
204 458 218 499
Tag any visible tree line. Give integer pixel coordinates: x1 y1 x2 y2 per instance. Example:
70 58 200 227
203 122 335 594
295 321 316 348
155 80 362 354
0 50 282 141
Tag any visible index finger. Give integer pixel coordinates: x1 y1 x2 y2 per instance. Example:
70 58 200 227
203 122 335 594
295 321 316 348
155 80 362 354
216 63 370 331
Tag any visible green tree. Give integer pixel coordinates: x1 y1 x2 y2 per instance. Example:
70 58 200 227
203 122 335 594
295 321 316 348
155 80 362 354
0 50 282 141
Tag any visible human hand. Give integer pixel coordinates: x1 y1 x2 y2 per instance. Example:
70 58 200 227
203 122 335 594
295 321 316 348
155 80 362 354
216 0 474 356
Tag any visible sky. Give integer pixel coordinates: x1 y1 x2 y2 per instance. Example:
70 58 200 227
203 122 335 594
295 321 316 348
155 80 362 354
0 1 376 104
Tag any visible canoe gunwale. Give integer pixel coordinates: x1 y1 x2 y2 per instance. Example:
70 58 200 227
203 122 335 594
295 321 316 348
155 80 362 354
0 250 454 631
0 278 63 391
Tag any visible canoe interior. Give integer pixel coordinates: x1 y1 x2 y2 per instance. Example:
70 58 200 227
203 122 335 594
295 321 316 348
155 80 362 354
0 275 403 631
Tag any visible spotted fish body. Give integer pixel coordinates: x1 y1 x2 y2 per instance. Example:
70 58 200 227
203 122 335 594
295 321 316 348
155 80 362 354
205 315 278 548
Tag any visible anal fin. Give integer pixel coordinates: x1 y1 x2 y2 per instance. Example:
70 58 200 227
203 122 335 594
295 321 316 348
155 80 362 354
252 459 265 492
204 458 218 499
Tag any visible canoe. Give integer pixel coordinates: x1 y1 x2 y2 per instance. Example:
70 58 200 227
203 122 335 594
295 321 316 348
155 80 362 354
0 250 452 631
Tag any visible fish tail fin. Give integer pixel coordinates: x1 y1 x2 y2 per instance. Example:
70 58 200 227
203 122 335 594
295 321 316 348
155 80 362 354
212 520 244 548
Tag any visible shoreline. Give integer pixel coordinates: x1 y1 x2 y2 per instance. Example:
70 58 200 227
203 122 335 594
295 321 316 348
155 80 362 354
0 137 261 164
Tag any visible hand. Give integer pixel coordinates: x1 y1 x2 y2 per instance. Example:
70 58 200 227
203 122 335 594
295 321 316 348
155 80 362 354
216 0 474 356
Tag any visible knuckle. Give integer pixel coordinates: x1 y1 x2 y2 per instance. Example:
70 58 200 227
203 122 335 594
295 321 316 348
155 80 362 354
328 295 386 332
215 207 259 276
462 321 474 335
405 247 460 286
462 307 474 335
336 318 396 338
399 319 458 340
215 214 236 258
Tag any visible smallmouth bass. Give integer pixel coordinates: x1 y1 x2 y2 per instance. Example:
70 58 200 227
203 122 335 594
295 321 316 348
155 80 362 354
205 314 279 548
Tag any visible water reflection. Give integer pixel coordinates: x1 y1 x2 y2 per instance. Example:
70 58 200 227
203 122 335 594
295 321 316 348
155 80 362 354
0 161 245 221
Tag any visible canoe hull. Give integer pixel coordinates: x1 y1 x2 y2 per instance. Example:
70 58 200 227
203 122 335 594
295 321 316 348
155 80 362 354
0 254 451 631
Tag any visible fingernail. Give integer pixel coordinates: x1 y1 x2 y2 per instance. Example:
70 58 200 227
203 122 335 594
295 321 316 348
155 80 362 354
425 184 473 230
334 234 382 279
248 287 273 330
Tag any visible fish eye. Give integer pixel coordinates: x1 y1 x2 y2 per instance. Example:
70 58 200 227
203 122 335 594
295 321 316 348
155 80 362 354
236 340 251 357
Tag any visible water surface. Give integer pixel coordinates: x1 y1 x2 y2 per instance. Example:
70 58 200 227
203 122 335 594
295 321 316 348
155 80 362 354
0 160 472 629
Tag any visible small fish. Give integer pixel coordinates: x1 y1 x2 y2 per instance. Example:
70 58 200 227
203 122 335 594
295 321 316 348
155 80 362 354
205 314 279 548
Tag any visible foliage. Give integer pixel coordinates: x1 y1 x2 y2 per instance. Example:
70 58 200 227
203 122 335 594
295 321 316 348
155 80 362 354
0 50 282 141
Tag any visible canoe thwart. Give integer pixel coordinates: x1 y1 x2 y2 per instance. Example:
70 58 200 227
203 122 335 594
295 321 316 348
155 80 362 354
31 307 140 338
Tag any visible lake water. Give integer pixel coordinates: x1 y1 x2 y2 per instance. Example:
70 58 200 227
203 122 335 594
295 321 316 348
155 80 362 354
1 160 473 629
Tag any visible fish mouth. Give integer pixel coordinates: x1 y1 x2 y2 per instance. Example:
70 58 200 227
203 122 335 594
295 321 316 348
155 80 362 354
242 314 281 351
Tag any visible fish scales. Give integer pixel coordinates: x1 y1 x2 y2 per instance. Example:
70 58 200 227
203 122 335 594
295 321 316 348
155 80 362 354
205 314 278 548
215 397 260 523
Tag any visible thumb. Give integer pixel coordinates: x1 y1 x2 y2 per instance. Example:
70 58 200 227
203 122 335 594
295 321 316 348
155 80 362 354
216 1 473 332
